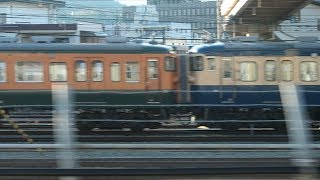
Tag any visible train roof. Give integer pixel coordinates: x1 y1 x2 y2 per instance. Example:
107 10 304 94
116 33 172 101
189 41 320 56
0 42 174 54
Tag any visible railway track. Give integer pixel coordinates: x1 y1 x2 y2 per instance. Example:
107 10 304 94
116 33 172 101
0 133 293 143
0 125 318 143
0 157 310 180
0 117 319 143
0 157 294 168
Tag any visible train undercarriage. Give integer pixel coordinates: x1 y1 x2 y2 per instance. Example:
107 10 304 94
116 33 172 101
1 106 319 132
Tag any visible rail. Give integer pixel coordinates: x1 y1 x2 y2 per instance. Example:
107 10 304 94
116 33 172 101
0 143 318 149
0 166 312 177
0 82 318 179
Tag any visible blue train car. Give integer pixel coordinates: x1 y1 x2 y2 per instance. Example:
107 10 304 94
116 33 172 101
182 38 320 129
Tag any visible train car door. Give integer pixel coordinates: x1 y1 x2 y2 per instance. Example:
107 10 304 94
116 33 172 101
145 58 161 104
73 58 106 104
219 57 235 103
74 58 105 90
146 58 160 90
74 59 89 90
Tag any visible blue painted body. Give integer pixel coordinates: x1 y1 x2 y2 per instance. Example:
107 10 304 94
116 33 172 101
189 41 320 56
188 41 320 109
190 85 320 108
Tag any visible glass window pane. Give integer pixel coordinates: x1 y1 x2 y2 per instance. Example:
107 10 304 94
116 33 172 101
50 62 67 82
75 61 86 82
165 56 176 71
0 62 6 82
300 62 318 82
265 60 276 81
126 62 139 81
148 60 158 79
15 61 43 82
207 58 215 70
92 61 103 82
110 63 121 82
282 60 293 81
223 59 232 78
190 56 204 71
240 62 257 81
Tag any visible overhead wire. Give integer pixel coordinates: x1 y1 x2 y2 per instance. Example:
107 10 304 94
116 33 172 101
0 0 318 41
1 0 320 26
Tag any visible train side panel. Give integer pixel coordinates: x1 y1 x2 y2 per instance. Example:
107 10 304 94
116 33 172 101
0 51 178 108
186 41 320 128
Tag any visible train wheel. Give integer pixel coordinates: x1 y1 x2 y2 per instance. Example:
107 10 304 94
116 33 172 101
130 124 144 132
76 121 92 132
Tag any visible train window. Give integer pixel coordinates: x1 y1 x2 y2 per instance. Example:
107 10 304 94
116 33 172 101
92 61 103 82
265 60 276 81
75 61 87 82
0 62 6 82
223 58 232 78
190 56 204 71
148 60 158 79
49 62 67 82
110 63 121 82
15 61 43 82
207 58 216 70
126 62 139 82
165 56 176 71
281 60 293 81
300 62 318 82
240 62 257 82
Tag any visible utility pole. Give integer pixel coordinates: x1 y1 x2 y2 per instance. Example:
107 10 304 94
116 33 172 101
216 0 223 40
162 27 166 45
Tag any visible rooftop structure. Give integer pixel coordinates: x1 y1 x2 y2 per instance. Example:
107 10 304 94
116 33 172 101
221 0 315 39
57 0 123 24
146 0 217 39
147 0 199 5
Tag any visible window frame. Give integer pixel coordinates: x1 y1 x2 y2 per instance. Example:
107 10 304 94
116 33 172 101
281 60 293 82
207 57 216 71
300 61 318 82
0 61 6 82
190 56 204 71
49 62 67 82
91 60 103 82
125 61 140 82
222 58 232 79
15 61 43 83
239 61 258 82
75 60 87 82
148 59 159 79
110 62 121 82
164 56 176 72
264 60 277 82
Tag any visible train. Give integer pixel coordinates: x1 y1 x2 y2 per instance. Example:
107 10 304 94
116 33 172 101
0 37 319 131
187 37 320 130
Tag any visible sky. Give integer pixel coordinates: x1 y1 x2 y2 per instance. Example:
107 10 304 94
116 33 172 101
117 0 215 6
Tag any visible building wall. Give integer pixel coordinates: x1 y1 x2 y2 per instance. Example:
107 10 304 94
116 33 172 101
105 22 192 45
152 1 217 36
278 4 320 40
300 3 320 20
134 6 159 23
0 2 55 24
122 6 137 23
147 0 198 5
58 0 122 25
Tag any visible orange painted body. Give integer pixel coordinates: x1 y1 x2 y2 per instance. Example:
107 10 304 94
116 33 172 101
0 53 177 91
